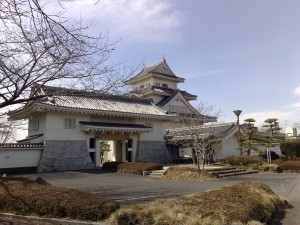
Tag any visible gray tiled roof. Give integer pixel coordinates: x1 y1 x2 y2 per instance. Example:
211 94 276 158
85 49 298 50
41 88 167 116
79 121 151 129
127 86 197 104
164 123 237 140
11 85 170 118
125 58 184 82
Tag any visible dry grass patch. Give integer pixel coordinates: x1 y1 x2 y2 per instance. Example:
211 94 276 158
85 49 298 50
161 166 214 181
0 177 119 221
108 182 288 225
117 162 162 175
101 162 163 175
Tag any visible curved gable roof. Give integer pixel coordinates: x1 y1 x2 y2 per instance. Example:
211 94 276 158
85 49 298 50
125 58 184 84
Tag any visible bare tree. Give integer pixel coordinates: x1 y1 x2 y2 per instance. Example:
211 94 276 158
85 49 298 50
0 115 25 143
0 0 132 112
164 102 222 171
294 120 300 130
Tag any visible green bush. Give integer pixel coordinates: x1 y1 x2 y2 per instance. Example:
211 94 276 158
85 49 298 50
224 155 262 166
117 162 163 175
0 177 119 221
280 139 300 159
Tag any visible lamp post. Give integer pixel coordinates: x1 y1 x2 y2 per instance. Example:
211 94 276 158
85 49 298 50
233 110 242 156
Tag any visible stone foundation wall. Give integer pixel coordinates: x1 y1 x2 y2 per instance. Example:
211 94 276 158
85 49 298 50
37 140 95 172
135 141 172 163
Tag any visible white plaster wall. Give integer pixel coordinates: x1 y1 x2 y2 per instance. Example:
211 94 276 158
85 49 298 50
0 149 42 168
44 112 89 140
137 120 165 141
151 95 164 104
164 96 194 114
28 113 46 137
214 136 239 160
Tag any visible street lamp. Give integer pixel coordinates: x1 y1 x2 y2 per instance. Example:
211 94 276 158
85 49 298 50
233 110 242 156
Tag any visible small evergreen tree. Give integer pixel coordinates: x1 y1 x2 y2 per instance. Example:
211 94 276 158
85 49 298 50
262 118 285 164
240 118 262 156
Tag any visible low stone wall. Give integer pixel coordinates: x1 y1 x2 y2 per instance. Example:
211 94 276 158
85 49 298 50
135 141 172 163
37 140 95 172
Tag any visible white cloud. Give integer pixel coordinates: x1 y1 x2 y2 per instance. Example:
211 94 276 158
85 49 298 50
294 86 300 95
291 102 300 108
49 0 186 43
240 111 293 128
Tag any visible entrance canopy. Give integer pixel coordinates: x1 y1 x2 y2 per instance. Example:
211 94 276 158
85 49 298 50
79 121 152 134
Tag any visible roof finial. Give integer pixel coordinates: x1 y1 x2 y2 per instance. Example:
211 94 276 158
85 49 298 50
162 54 166 62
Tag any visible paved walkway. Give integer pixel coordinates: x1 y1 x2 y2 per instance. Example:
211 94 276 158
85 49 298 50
280 174 300 224
1 171 300 224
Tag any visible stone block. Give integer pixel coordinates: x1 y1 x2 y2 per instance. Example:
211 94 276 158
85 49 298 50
75 158 84 166
46 151 59 159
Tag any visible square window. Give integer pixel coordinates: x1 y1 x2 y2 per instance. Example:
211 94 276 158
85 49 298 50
64 118 76 129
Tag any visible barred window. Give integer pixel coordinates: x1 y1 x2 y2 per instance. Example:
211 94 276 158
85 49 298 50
32 119 39 131
64 118 76 129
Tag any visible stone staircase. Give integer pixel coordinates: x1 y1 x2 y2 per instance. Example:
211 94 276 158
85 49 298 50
144 167 258 178
143 169 167 177
206 167 258 178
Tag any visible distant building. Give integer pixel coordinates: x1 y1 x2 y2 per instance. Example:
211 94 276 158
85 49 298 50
286 127 298 137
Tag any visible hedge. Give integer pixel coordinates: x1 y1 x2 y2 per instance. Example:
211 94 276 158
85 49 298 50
280 139 300 159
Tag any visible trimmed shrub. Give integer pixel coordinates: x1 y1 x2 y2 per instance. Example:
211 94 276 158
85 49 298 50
0 177 119 221
280 140 300 159
162 167 213 180
224 155 263 166
280 160 300 172
101 161 124 171
117 162 163 175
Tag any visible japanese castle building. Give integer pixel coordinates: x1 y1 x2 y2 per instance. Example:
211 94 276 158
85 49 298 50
7 58 205 172
5 57 244 173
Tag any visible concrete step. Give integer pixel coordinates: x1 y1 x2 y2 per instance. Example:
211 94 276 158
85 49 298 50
217 170 258 178
205 167 236 172
205 166 258 178
210 169 246 175
147 169 166 177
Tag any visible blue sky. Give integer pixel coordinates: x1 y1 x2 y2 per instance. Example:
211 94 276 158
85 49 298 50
49 0 300 129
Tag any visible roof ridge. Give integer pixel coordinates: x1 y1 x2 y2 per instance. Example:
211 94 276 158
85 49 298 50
143 58 164 70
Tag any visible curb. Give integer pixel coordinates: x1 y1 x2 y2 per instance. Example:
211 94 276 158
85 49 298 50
0 212 108 225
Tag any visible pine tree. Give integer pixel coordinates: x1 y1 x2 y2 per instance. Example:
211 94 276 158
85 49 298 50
240 118 263 156
262 118 285 164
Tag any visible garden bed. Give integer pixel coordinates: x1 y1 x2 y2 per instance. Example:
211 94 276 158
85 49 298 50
0 177 119 222
108 182 288 225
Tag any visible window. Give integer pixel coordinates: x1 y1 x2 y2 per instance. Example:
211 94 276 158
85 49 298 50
64 118 76 129
162 84 168 88
32 119 39 131
89 138 95 149
140 84 144 89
